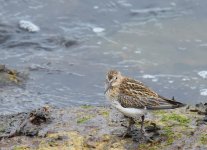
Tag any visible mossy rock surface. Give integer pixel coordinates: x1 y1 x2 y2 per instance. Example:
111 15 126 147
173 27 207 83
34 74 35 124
0 105 206 150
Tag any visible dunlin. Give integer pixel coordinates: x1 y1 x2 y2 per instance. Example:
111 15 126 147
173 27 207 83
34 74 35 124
105 70 186 136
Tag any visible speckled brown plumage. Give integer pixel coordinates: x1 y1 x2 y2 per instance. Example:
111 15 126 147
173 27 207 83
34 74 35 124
105 70 185 110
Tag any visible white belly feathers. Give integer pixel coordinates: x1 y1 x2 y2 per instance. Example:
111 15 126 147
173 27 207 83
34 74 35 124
110 100 147 118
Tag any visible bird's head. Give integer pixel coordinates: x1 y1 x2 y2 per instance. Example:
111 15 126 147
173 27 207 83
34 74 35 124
104 70 122 94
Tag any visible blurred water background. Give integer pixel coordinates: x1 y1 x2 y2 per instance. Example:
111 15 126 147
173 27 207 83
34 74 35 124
0 0 207 114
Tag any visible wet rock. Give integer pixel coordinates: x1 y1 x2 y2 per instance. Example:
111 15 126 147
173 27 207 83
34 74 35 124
45 36 79 48
0 106 52 140
130 7 173 17
0 64 5 71
0 64 28 86
188 102 207 125
188 102 207 115
195 103 207 115
64 40 78 48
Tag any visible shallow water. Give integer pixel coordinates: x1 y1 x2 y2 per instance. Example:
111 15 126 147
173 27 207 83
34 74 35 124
0 0 207 114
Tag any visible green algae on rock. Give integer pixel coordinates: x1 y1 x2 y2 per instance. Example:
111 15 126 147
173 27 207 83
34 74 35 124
161 113 190 126
77 115 92 124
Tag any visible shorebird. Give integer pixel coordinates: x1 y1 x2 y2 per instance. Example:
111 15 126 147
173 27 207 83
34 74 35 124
104 70 186 136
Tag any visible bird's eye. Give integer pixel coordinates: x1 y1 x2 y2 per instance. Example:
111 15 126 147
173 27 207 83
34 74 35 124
115 77 118 80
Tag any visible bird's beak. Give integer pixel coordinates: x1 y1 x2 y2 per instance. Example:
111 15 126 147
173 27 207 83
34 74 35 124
104 80 112 94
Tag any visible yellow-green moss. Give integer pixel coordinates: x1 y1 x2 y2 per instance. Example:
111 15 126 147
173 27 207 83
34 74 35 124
39 131 85 149
99 110 109 118
41 131 126 150
161 113 190 125
77 116 92 124
0 66 22 84
162 126 183 146
162 126 174 145
8 74 19 83
154 110 166 115
200 134 207 145
13 146 29 150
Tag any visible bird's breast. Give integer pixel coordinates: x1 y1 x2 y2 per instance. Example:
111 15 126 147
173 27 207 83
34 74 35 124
105 87 119 101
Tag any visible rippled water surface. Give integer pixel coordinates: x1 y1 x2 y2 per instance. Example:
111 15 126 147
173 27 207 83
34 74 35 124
0 0 207 114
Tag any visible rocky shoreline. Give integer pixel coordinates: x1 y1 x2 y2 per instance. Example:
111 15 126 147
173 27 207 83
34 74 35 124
0 103 206 150
0 65 206 149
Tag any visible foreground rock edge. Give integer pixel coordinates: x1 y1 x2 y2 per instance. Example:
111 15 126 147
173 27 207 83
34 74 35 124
0 104 206 150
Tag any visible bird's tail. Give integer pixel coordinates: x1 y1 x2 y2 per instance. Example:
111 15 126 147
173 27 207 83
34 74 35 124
147 96 186 110
159 95 186 108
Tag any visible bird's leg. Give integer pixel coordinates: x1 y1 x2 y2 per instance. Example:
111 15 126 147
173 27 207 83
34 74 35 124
140 115 145 133
122 117 135 138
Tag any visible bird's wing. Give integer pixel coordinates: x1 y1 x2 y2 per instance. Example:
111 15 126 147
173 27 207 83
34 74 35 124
118 93 164 108
118 78 185 109
118 93 185 110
